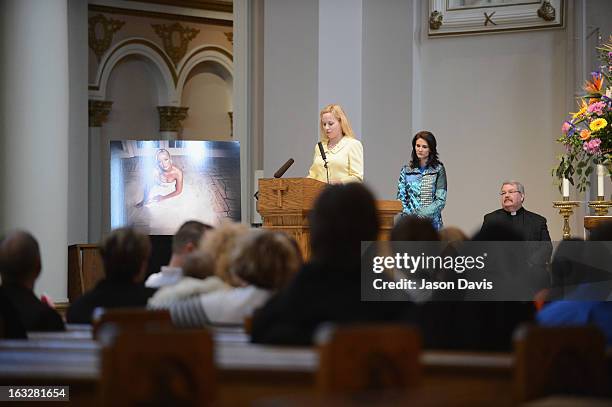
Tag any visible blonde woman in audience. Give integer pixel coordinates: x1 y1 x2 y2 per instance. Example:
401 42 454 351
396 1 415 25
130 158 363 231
147 251 228 309
199 220 249 286
169 230 301 327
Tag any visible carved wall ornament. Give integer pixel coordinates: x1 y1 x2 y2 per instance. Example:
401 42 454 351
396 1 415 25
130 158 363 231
537 1 556 22
88 14 125 62
158 106 189 132
88 100 113 127
152 23 200 66
429 11 443 30
428 0 564 37
224 32 233 45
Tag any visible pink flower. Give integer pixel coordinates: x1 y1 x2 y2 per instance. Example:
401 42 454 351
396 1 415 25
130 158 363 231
561 121 571 134
587 101 606 115
583 138 601 154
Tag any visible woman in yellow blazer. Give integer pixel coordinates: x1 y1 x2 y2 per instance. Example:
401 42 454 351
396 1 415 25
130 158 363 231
307 104 363 184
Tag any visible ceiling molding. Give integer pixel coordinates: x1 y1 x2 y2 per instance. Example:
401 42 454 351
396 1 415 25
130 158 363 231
89 4 232 26
126 0 232 13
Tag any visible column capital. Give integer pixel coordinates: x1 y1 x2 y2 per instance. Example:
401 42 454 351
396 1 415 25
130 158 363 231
88 100 113 128
158 106 189 132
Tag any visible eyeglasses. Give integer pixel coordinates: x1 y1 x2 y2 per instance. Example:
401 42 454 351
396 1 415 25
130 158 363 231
499 190 520 196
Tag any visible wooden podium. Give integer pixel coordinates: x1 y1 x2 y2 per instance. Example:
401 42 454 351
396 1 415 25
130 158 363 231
68 244 104 302
584 215 612 231
257 178 402 259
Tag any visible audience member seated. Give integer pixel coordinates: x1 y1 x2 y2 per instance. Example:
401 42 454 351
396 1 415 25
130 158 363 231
390 215 440 241
0 284 27 338
0 230 64 332
251 183 415 345
438 226 468 243
389 215 442 304
66 227 156 324
416 223 536 351
147 250 227 309
169 230 300 326
199 220 249 286
145 221 212 288
149 221 248 311
537 223 612 345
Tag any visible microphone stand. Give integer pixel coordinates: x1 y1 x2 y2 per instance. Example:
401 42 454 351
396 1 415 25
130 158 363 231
323 159 329 184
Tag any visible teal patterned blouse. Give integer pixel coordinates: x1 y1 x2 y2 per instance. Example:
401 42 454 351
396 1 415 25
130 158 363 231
396 164 447 230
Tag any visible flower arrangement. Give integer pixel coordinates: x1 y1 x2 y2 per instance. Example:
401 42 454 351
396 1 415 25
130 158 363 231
553 36 612 193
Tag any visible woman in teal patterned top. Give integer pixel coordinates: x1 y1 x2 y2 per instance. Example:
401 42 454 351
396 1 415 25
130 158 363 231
397 131 447 230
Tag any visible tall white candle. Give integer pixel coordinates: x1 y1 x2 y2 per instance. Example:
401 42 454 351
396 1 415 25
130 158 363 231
562 178 569 197
597 164 605 197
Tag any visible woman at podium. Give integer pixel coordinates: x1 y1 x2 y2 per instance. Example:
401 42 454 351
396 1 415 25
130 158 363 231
307 104 363 184
397 131 447 230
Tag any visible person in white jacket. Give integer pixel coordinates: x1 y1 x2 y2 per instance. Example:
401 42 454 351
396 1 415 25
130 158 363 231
169 230 302 327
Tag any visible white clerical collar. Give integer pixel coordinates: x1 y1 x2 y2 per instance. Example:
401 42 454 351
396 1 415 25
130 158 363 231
510 211 517 216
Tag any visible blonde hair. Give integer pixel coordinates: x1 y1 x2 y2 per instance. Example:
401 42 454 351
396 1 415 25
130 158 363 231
319 104 356 142
199 221 249 286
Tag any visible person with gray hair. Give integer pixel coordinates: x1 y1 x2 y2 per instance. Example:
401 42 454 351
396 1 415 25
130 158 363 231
481 181 550 242
480 181 552 270
0 230 65 331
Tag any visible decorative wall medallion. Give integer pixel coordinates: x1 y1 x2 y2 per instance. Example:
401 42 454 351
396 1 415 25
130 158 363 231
88 100 113 127
429 11 443 30
88 14 125 62
152 23 200 66
537 1 556 22
224 32 233 45
158 106 189 132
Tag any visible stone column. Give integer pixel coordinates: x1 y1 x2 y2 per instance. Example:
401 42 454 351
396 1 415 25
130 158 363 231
88 100 113 244
157 106 189 140
0 0 69 300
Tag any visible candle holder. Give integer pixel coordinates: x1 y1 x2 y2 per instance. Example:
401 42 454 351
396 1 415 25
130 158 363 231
552 198 580 240
588 196 612 216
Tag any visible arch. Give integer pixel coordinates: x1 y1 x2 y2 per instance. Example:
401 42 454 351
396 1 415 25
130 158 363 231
89 38 178 105
176 45 234 103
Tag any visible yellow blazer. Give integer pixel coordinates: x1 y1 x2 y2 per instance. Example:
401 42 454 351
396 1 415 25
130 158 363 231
307 137 363 183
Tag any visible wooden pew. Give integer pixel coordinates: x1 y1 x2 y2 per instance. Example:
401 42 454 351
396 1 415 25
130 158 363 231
0 333 516 406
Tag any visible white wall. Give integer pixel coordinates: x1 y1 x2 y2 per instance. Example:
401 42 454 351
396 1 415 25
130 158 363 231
361 0 415 198
318 0 362 137
263 0 319 178
417 29 568 238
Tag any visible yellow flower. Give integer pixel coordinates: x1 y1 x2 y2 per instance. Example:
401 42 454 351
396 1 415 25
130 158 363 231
589 118 608 132
580 129 591 140
571 99 588 119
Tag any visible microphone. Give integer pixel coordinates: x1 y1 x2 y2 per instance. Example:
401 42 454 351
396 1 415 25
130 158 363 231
317 142 327 162
274 158 295 178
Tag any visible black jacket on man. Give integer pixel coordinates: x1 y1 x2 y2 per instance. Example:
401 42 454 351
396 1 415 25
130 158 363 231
481 207 551 242
0 285 65 332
